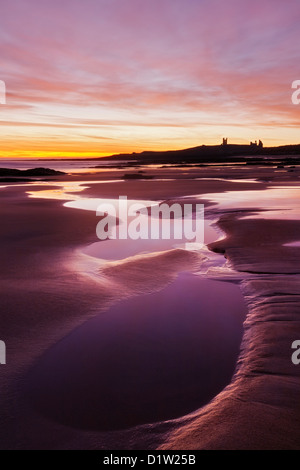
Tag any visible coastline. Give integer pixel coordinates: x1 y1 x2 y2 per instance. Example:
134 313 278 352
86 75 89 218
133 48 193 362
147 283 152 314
0 163 299 449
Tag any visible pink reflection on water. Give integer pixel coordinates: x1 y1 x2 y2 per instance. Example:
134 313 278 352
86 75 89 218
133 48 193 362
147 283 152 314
81 218 216 263
24 272 247 431
284 241 300 247
201 186 300 220
26 180 121 201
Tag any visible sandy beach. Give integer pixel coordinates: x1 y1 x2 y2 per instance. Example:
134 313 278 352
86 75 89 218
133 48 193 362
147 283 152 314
0 161 299 449
2 0 300 454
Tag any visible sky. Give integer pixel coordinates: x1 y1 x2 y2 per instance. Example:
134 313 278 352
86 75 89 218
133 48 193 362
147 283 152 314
1 0 300 158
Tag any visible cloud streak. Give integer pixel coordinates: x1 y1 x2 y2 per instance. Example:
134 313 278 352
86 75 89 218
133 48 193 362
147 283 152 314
1 0 300 157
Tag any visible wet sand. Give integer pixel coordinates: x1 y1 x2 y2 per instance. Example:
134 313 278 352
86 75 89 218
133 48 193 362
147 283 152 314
0 163 299 449
160 192 300 449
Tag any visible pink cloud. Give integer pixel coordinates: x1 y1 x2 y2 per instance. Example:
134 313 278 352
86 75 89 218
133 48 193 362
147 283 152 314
1 0 300 154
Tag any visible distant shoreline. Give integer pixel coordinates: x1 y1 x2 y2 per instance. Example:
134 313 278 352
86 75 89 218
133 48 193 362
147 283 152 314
2 142 299 164
98 143 300 163
1 143 300 164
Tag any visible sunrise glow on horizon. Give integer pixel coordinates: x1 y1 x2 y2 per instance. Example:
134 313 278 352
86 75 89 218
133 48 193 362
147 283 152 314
1 0 300 159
